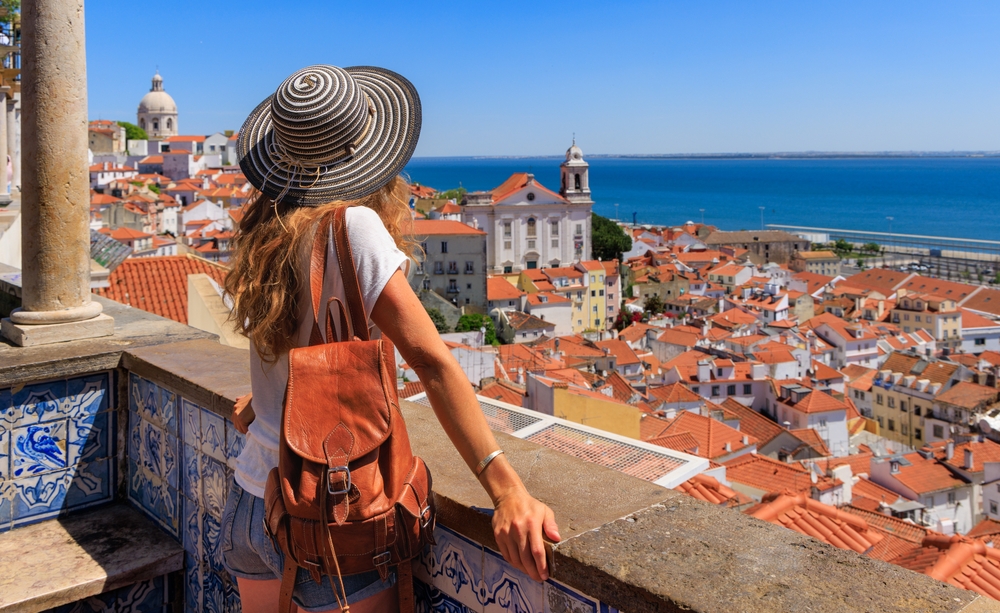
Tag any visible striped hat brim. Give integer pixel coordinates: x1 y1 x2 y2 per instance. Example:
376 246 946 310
237 66 421 206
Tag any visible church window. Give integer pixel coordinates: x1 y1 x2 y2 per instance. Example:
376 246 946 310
526 260 537 270
575 224 583 236
153 120 159 131
527 218 536 237
139 118 145 129
574 174 581 190
550 221 559 236
526 192 535 201
503 222 512 238
166 118 173 130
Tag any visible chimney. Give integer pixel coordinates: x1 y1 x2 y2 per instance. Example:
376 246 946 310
697 360 712 383
965 448 974 471
724 442 732 452
742 435 749 445
946 440 955 461
751 363 767 381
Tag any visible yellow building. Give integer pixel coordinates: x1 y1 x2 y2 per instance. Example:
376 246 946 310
890 290 961 348
871 352 966 448
553 384 641 438
517 260 609 333
790 250 841 276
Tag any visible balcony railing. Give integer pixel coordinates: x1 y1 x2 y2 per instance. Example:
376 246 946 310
0 294 990 613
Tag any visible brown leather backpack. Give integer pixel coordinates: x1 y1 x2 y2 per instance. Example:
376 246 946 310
263 205 435 613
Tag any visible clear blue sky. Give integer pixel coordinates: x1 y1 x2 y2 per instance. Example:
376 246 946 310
85 1 1000 157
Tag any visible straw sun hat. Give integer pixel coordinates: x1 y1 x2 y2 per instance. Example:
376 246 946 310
238 64 420 206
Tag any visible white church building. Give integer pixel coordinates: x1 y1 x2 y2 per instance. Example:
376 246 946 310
461 141 594 274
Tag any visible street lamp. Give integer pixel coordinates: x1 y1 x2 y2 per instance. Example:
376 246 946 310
759 206 766 231
886 216 894 267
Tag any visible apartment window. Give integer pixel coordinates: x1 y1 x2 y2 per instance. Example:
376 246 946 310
888 419 895 431
433 262 443 274
441 241 448 254
711 385 720 396
448 280 458 292
992 501 998 516
448 262 458 274
575 224 583 236
877 416 884 427
591 290 596 297
727 384 736 395
904 314 909 321
691 386 700 394
465 261 474 274
948 492 956 505
422 279 430 290
976 338 987 346
915 428 922 440
466 283 472 289
503 222 512 238
593 306 598 313
716 368 723 376
743 384 752 394
421 241 428 254
876 394 884 405
934 425 944 439
888 397 896 408
599 289 604 297
527 218 537 237
914 405 922 416
914 315 921 323
902 424 909 435
900 402 908 413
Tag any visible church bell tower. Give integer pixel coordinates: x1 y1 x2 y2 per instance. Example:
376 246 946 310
560 138 593 205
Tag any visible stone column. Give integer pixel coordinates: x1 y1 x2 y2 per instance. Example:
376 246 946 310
7 93 18 193
0 86 8 202
1 0 113 346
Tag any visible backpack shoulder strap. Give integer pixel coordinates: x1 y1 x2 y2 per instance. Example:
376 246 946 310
308 211 348 345
332 205 371 342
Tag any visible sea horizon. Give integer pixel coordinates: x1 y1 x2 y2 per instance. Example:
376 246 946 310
403 156 1000 243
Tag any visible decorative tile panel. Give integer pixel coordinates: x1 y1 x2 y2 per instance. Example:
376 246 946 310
121 373 622 613
0 372 114 533
43 575 169 613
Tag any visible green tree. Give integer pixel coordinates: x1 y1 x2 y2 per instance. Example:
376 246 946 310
643 294 665 315
0 0 19 25
117 121 147 142
592 213 631 262
863 242 880 254
437 187 467 202
834 239 853 254
425 307 449 333
856 258 864 269
455 313 497 345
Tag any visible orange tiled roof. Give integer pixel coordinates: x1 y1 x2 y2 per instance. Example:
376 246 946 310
935 382 999 411
941 439 1000 474
841 269 912 295
487 277 525 301
594 339 641 366
94 254 229 324
478 380 526 406
788 390 850 415
617 321 658 344
411 219 485 236
648 382 702 405
674 473 751 507
890 452 968 495
645 411 756 461
747 492 884 554
788 428 831 457
399 381 425 399
724 453 837 494
490 172 566 204
962 288 1000 318
165 135 207 142
891 534 1000 600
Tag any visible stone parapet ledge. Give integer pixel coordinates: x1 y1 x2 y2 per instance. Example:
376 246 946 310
0 295 216 388
117 338 995 613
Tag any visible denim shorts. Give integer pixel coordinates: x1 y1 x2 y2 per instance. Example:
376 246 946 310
221 480 396 612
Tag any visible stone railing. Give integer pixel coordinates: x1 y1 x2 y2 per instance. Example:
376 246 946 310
0 296 997 612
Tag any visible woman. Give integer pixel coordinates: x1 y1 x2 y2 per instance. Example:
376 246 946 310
222 65 559 613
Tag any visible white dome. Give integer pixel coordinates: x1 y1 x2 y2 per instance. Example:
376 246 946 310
566 141 583 161
138 90 177 113
138 72 177 113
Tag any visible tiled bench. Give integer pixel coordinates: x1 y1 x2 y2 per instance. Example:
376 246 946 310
0 504 183 612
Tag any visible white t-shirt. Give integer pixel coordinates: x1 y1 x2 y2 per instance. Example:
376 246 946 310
234 206 408 498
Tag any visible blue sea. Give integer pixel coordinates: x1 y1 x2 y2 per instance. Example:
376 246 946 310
403 157 1000 242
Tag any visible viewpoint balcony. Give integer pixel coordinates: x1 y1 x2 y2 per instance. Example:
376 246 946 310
0 290 996 612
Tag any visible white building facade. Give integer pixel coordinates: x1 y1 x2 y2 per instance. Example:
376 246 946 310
462 142 593 274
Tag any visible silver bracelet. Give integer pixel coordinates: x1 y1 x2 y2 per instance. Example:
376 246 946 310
475 449 505 477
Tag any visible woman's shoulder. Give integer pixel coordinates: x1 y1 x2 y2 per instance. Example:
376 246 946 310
345 205 386 230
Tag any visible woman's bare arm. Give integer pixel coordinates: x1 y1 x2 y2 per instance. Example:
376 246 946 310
371 270 560 581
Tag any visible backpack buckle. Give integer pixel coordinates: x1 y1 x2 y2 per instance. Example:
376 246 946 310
327 466 352 496
373 551 391 568
420 505 433 529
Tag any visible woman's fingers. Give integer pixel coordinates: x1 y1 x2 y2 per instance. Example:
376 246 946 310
528 523 549 581
543 507 561 543
514 521 542 582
